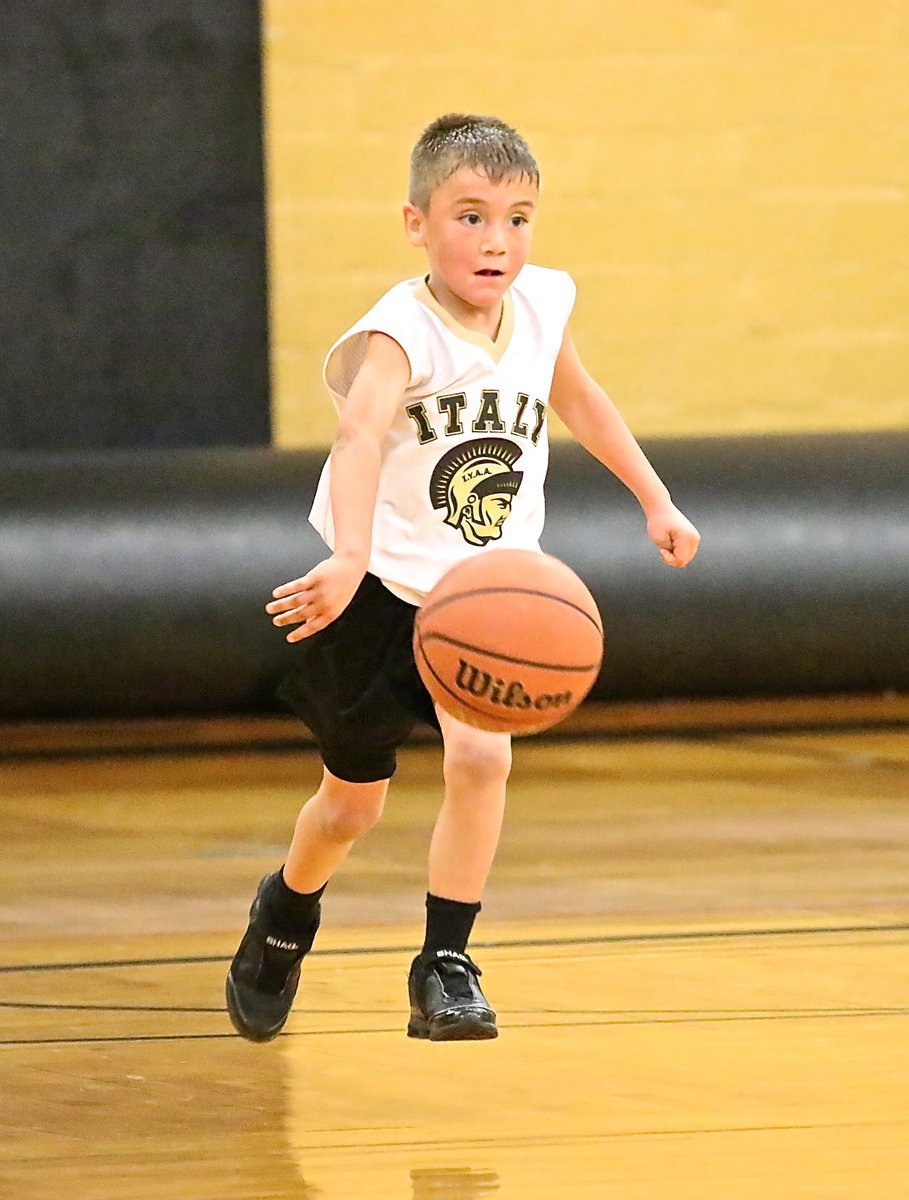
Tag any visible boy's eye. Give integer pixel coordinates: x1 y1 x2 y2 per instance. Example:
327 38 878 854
510 214 528 227
460 212 482 225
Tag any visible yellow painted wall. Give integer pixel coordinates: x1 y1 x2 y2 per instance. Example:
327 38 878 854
263 0 909 448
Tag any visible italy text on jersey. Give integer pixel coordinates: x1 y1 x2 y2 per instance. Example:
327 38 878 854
405 389 546 548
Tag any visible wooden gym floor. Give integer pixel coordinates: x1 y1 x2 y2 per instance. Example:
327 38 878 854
1 697 908 1199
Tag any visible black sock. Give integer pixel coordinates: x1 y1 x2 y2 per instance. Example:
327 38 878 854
421 893 481 958
262 867 326 936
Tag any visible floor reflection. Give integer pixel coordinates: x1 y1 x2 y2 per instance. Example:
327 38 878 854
411 1167 500 1198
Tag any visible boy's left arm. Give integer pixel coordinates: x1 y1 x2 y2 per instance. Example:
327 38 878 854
549 328 700 568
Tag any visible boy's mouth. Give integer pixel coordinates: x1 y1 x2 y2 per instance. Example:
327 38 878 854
475 269 504 277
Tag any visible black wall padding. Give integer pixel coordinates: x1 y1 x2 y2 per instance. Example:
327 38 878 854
0 1 269 450
0 432 906 719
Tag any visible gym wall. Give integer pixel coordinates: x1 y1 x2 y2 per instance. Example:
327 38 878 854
263 0 909 448
3 433 908 719
1 2 907 722
1 1 269 451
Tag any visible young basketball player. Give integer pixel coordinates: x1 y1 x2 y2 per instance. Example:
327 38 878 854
227 113 700 1043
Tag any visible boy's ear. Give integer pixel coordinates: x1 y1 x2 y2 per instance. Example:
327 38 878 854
403 202 426 247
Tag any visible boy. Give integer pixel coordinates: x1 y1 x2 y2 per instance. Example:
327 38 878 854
227 113 700 1043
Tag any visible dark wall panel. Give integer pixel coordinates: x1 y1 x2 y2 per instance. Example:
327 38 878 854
0 433 907 719
0 1 269 450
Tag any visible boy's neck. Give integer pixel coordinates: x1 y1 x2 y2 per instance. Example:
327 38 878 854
424 275 504 341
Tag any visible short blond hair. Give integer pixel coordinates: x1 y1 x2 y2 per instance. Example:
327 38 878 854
409 113 540 212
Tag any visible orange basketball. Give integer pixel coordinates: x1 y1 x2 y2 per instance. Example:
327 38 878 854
414 549 604 735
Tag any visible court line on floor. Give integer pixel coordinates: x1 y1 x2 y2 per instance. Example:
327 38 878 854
0 1001 225 1012
3 1006 908 1048
0 999 897 1014
1 919 907 976
275 1116 909 1155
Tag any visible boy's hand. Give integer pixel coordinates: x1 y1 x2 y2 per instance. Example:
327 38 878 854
266 553 366 642
646 505 701 568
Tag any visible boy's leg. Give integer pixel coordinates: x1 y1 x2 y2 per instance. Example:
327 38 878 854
408 708 511 1041
428 709 511 903
284 767 389 892
227 768 388 1042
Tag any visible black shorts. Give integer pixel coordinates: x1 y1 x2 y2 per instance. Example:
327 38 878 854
276 572 440 783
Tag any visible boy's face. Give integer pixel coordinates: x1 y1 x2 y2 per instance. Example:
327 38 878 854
404 169 538 317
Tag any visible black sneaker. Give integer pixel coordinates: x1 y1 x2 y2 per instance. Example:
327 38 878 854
407 950 498 1041
225 873 320 1042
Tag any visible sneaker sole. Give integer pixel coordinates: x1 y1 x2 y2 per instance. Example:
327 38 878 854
225 975 286 1043
407 1011 498 1041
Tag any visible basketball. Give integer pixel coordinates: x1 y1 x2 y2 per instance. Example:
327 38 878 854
413 549 604 735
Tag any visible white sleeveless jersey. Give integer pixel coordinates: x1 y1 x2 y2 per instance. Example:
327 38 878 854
309 263 576 603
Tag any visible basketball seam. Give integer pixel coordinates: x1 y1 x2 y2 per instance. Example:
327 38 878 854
418 630 601 674
419 586 603 634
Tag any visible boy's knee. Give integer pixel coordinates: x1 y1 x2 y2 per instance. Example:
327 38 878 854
315 775 387 842
442 725 512 784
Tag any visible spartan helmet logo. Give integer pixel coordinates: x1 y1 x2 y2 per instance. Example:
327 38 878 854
429 438 524 546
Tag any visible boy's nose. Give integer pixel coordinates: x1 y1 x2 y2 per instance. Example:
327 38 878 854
480 225 508 253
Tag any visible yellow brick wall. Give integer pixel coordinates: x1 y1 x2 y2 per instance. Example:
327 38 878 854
263 0 909 448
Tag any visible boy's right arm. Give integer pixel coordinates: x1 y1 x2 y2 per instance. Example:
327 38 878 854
266 332 410 642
